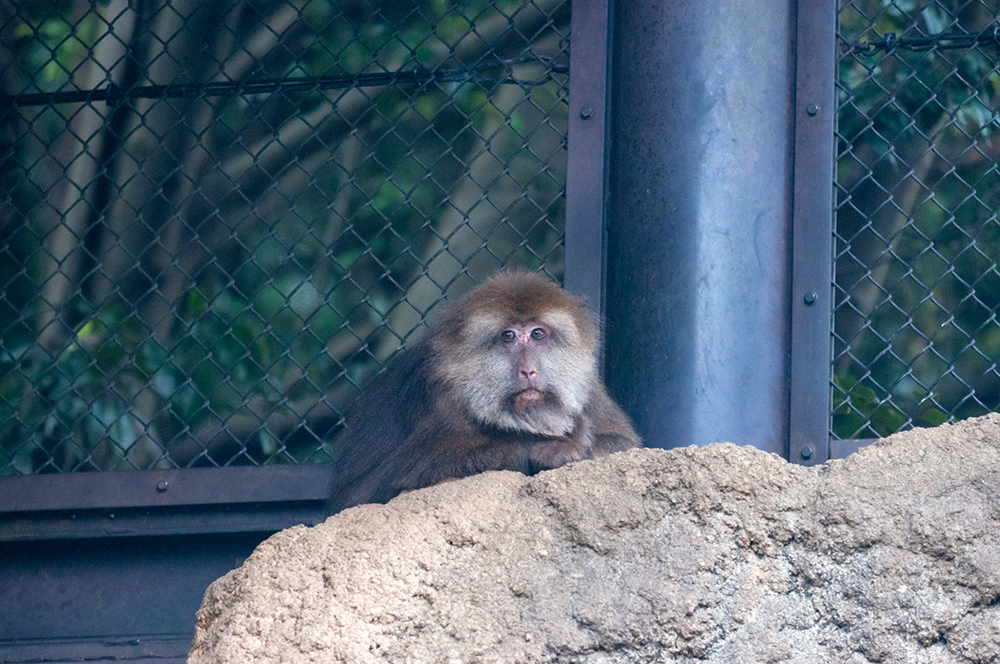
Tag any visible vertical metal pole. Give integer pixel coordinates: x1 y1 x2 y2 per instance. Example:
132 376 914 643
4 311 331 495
564 0 610 316
604 0 798 456
789 0 837 465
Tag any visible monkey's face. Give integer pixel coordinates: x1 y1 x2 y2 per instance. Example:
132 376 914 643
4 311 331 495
435 309 598 437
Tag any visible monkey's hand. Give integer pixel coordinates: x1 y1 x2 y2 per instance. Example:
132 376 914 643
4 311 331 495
529 437 591 471
529 413 596 471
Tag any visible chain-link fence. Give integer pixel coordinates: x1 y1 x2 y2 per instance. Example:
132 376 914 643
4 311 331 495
0 0 569 475
835 1 1000 439
12 0 991 471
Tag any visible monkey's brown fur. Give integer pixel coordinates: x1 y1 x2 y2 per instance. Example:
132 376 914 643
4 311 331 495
328 271 640 513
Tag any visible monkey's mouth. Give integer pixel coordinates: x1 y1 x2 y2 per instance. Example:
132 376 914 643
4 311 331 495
513 388 546 412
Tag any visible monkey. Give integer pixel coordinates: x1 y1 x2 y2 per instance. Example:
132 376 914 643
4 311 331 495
327 270 641 513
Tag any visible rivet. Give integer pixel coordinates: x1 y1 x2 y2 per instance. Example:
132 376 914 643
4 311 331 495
801 446 814 460
580 106 593 120
806 103 820 116
804 292 818 306
156 479 169 492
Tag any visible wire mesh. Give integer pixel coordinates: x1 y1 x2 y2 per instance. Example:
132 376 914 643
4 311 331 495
835 0 1000 439
0 0 570 474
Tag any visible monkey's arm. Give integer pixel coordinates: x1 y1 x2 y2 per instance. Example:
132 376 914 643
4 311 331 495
392 408 535 492
529 386 640 471
527 413 594 471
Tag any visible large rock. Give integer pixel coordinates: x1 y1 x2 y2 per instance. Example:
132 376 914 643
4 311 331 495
188 415 1000 663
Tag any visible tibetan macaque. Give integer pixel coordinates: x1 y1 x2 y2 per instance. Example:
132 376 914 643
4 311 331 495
327 270 640 513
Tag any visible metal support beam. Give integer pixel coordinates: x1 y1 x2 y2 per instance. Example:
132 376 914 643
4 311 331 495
605 0 822 457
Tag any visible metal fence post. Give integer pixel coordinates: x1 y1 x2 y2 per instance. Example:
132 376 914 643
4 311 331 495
604 0 834 458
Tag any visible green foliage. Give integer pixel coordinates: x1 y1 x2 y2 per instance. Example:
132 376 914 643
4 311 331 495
0 284 340 473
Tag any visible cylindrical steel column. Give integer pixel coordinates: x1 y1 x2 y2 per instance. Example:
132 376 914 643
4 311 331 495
605 0 795 455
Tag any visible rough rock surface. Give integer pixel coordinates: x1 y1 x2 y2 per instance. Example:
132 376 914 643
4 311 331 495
188 415 1000 663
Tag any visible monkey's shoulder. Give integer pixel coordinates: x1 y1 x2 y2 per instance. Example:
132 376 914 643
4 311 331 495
342 343 435 436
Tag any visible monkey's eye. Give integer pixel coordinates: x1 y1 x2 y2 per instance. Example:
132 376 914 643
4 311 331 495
530 327 546 340
500 330 517 343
